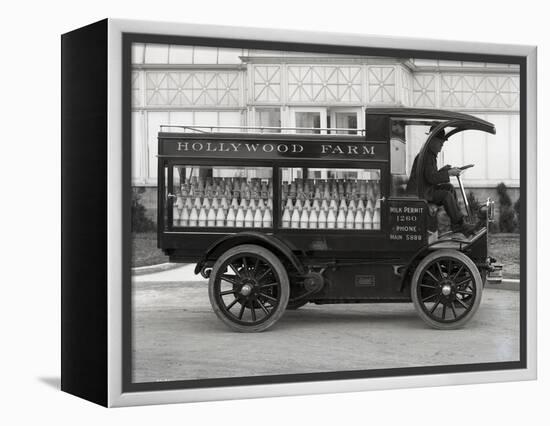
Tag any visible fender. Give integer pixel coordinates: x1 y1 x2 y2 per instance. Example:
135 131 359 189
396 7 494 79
194 231 306 276
399 228 488 291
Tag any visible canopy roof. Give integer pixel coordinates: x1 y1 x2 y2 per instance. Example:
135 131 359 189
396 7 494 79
366 107 496 135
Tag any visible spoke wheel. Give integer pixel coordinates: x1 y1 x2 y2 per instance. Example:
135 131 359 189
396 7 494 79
208 244 289 332
411 249 483 330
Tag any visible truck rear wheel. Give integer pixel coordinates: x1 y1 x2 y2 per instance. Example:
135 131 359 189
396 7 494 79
208 244 289 332
411 249 483 330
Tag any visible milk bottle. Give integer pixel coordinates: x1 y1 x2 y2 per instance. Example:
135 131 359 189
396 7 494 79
291 209 300 229
189 207 198 227
363 209 372 230
244 207 254 227
220 196 228 210
235 207 245 227
254 208 263 227
312 199 320 212
226 208 236 227
262 208 272 228
180 207 189 227
339 199 347 212
198 207 207 227
337 208 346 229
216 208 225 227
207 207 216 227
257 198 265 211
354 209 363 229
318 209 327 229
327 208 336 229
346 209 355 229
309 209 318 229
282 207 291 228
300 209 309 229
194 197 202 210
185 197 193 209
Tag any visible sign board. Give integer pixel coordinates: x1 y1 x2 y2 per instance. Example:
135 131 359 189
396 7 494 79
387 198 427 246
159 137 388 162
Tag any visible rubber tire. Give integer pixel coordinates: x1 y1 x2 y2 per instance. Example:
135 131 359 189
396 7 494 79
208 244 289 332
411 249 483 330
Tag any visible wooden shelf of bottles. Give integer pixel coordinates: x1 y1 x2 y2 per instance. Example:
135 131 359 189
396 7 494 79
281 177 381 230
172 176 273 228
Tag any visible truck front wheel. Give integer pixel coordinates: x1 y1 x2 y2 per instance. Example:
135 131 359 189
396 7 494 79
411 249 483 330
208 244 289 332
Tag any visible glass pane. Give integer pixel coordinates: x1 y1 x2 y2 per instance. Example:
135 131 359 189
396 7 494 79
334 112 358 134
255 108 281 133
390 138 408 197
390 119 408 196
281 167 381 230
295 112 321 134
172 165 273 228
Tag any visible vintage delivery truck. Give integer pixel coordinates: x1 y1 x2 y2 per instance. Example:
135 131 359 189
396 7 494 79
156 108 502 332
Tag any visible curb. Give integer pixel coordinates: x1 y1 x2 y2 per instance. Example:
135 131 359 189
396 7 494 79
486 278 520 291
132 262 184 276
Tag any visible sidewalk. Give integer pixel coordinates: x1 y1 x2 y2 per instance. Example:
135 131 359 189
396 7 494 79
133 263 203 283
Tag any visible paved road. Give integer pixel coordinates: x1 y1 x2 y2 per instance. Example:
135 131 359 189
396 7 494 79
131 268 520 383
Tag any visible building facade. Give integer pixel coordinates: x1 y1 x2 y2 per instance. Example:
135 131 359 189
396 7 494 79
131 43 520 219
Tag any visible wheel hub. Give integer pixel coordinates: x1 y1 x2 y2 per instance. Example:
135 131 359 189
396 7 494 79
441 284 452 296
240 283 253 296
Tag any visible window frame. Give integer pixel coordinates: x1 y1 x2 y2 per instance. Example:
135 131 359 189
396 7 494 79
165 160 275 232
276 161 388 234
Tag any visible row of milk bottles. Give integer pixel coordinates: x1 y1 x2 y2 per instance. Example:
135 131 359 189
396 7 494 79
180 176 273 200
174 204 273 228
281 200 380 229
174 176 273 227
281 178 380 202
173 194 274 228
281 178 381 230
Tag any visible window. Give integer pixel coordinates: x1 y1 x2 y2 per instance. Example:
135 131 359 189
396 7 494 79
280 167 381 230
328 111 358 134
295 112 321 134
255 108 281 133
289 108 360 135
171 165 273 228
390 120 409 196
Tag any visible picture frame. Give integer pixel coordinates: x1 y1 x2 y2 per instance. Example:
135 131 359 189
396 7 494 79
61 18 537 407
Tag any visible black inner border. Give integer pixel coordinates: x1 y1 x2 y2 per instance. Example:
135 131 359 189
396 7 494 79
122 31 527 393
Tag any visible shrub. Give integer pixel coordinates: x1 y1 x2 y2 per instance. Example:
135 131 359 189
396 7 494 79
132 188 155 233
496 182 512 208
499 208 517 233
466 191 481 218
496 183 518 233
